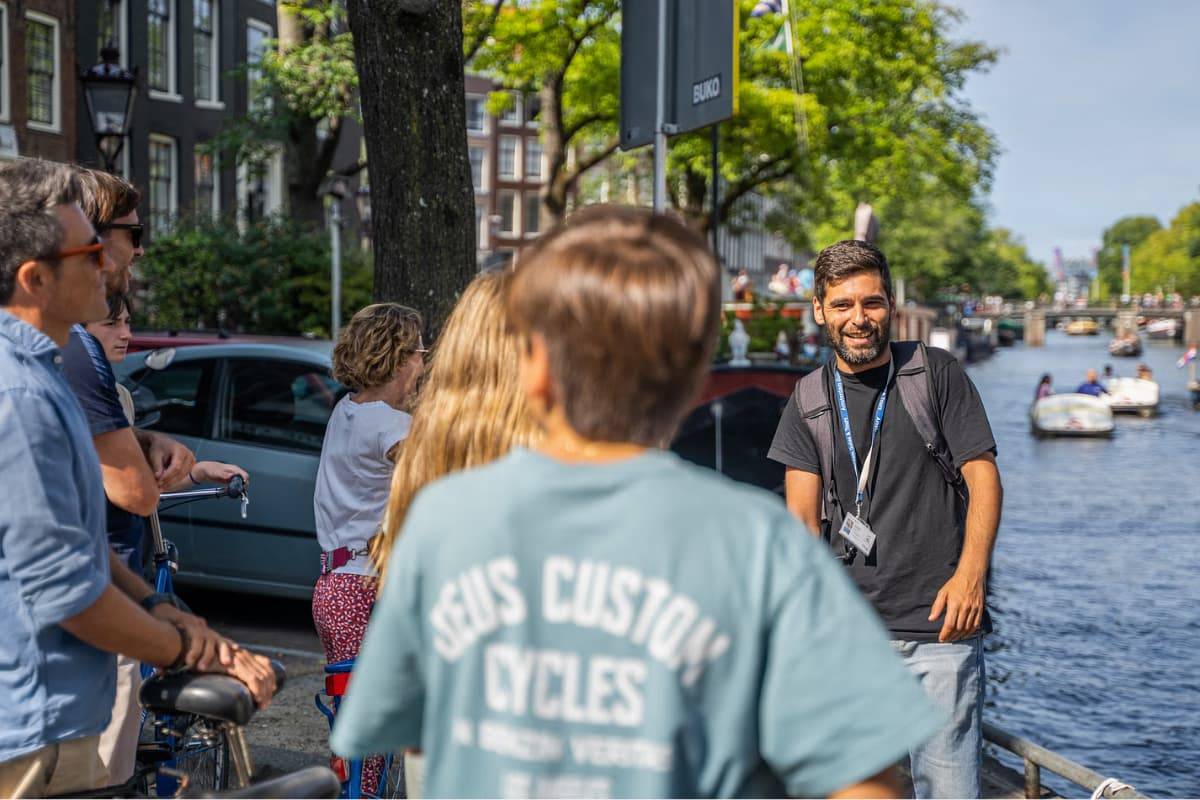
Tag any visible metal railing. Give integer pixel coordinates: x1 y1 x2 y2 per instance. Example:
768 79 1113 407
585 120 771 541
984 723 1145 799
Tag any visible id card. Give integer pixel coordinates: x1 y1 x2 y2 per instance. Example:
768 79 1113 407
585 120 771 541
838 513 876 555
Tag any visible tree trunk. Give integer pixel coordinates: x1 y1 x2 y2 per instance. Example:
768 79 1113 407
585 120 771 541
345 0 476 335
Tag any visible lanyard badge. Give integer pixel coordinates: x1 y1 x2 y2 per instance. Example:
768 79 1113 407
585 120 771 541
831 361 893 556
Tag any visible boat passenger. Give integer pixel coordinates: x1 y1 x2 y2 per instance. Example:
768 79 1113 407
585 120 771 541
332 206 940 798
1103 364 1114 381
1136 363 1153 380
1076 369 1107 397
1036 373 1054 400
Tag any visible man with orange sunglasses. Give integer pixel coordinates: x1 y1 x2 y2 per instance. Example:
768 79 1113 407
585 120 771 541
0 160 274 797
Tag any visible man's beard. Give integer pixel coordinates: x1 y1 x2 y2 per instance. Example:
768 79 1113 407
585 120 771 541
826 316 891 366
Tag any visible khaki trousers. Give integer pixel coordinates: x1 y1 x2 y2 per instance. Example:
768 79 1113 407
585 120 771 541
97 654 142 786
0 735 104 798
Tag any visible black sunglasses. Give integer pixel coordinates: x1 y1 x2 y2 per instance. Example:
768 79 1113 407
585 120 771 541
101 222 143 249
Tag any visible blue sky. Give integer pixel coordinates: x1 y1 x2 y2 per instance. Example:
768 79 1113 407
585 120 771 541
950 0 1200 266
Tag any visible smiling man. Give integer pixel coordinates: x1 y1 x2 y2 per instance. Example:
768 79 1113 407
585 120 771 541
769 240 1003 799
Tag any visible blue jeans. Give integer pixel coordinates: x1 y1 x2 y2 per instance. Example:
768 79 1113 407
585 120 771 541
891 637 985 799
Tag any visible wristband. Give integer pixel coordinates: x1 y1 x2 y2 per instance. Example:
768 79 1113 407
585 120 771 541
188 469 199 485
140 592 179 613
167 622 191 672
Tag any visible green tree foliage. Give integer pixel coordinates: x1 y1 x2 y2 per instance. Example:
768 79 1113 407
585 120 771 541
1097 215 1162 297
205 0 359 224
467 0 621 227
670 0 997 243
1129 202 1200 297
136 217 372 338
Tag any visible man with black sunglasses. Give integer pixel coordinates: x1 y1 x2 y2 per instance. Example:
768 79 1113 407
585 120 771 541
59 167 266 788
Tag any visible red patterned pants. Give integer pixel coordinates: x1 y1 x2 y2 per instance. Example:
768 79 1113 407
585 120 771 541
312 572 384 795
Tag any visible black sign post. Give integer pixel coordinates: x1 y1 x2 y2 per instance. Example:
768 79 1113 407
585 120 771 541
620 0 738 210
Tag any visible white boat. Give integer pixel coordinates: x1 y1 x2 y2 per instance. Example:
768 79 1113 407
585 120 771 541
1144 318 1179 339
1030 393 1114 438
1103 377 1159 416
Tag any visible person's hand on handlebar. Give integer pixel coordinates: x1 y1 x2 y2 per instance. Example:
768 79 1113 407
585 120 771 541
187 461 249 488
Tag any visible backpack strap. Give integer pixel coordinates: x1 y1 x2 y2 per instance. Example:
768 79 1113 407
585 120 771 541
795 365 842 533
892 341 964 491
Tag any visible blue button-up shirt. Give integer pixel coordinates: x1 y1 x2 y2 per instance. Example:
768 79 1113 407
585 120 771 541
0 311 114 762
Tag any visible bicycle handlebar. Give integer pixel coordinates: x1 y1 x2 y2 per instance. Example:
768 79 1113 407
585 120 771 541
160 476 246 503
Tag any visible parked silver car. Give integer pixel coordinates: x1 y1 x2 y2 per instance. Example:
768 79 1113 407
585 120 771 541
117 342 342 599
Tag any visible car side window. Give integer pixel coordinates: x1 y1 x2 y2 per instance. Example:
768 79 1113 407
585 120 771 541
123 361 213 437
223 360 341 454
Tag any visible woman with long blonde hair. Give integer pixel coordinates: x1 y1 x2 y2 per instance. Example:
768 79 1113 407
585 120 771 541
370 269 540 584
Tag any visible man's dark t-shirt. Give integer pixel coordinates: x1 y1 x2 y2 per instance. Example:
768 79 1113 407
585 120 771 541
768 345 997 641
61 326 145 572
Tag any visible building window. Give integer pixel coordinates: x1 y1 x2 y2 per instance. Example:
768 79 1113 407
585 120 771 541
497 190 517 235
237 149 282 225
148 0 176 95
500 94 522 126
194 147 219 217
246 20 272 111
24 13 59 131
475 204 485 250
498 136 519 180
524 192 540 235
148 135 177 236
525 93 540 128
0 4 9 123
97 0 130 67
524 138 544 180
465 94 486 134
468 145 486 192
193 0 218 103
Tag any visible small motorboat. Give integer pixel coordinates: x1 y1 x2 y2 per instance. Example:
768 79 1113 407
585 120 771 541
1030 393 1114 438
1103 377 1159 417
1065 319 1100 336
1107 334 1142 357
1145 318 1179 340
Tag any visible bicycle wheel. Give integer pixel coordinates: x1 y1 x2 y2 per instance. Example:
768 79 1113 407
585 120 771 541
170 718 231 793
377 751 407 799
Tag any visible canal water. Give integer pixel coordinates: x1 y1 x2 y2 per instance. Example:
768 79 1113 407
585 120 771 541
967 331 1200 798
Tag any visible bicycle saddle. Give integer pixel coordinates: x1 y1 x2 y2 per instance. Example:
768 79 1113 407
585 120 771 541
139 672 256 726
139 660 286 726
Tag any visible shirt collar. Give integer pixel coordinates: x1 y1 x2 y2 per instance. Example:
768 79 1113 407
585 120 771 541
0 309 62 361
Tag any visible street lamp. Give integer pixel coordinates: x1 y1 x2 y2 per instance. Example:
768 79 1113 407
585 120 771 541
79 0 137 174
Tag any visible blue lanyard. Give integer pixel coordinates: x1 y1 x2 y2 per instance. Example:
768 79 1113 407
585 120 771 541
831 361 894 515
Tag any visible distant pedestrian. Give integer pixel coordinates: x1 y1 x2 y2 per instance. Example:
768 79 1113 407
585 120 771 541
311 302 424 794
769 239 1003 798
1036 373 1053 401
1077 369 1107 397
333 207 938 798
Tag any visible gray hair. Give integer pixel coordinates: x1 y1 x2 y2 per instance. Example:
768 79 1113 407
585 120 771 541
0 160 84 305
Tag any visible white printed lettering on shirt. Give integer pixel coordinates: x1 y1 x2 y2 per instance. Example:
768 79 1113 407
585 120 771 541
433 556 731 686
485 643 647 727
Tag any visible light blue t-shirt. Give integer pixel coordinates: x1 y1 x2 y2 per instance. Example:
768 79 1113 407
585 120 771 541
0 312 115 762
332 448 941 798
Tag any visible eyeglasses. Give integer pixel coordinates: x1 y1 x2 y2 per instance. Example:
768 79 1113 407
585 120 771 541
48 240 105 268
100 222 143 249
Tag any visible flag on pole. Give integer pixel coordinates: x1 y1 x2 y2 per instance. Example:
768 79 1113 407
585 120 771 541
1177 346 1197 368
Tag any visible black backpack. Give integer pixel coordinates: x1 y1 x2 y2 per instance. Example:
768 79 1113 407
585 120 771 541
794 341 965 539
